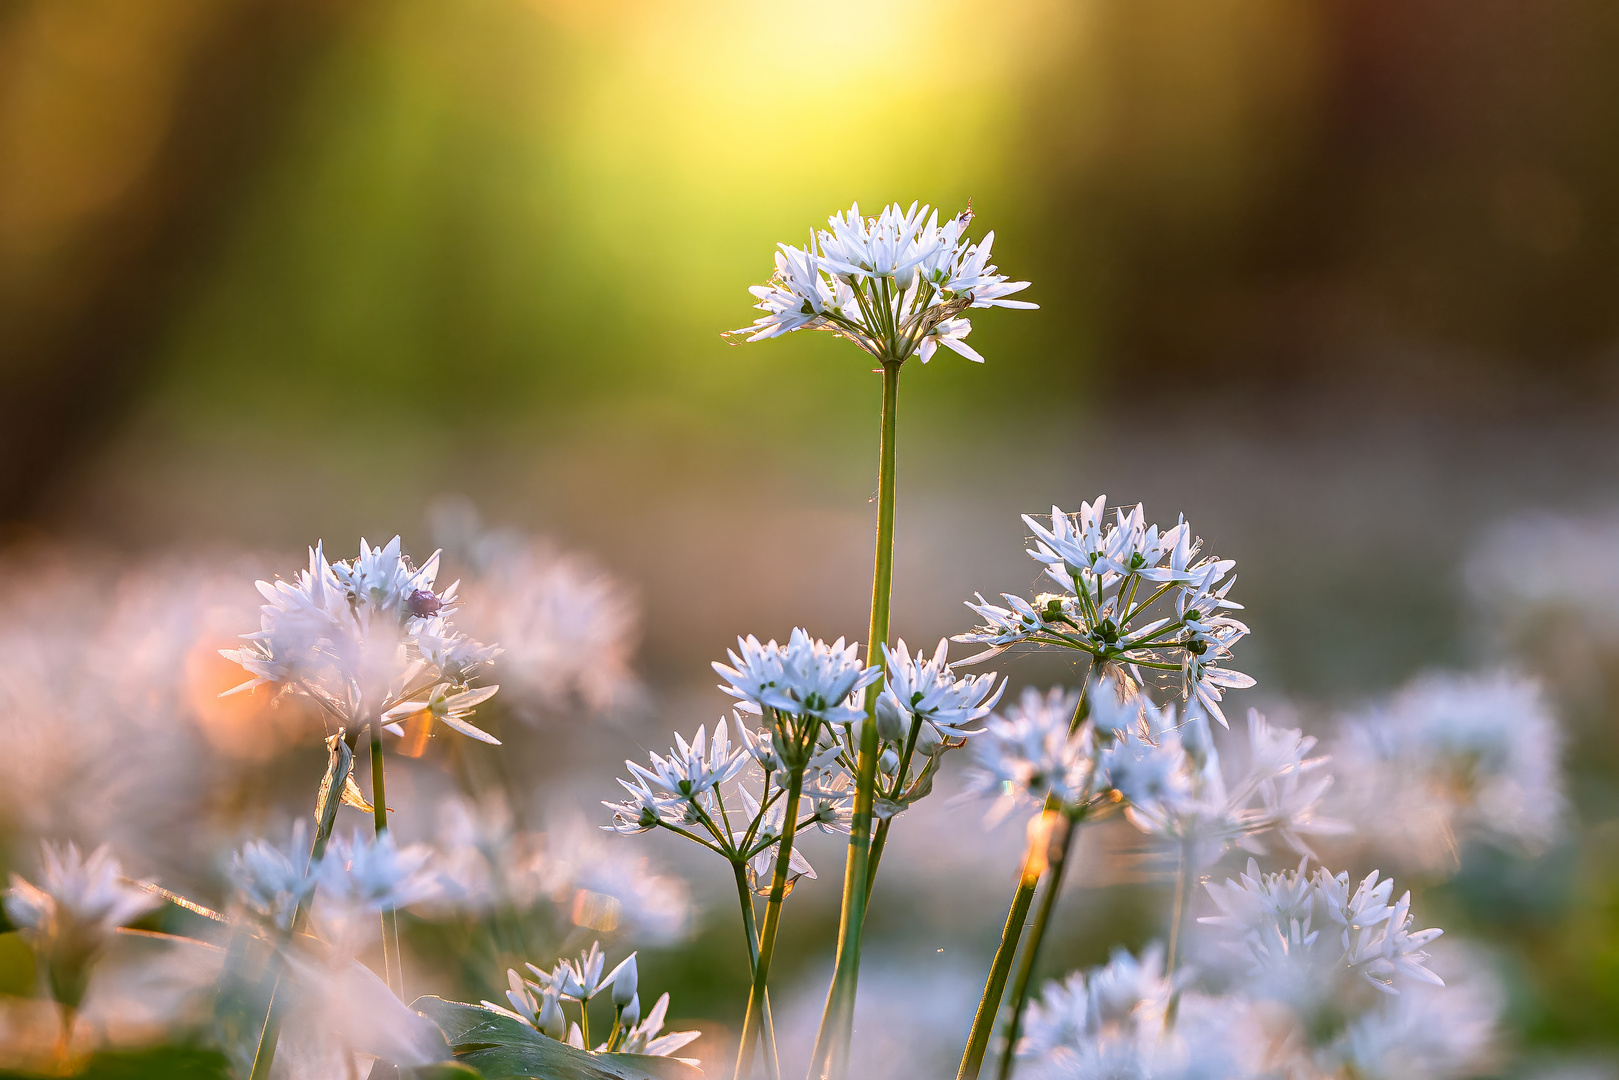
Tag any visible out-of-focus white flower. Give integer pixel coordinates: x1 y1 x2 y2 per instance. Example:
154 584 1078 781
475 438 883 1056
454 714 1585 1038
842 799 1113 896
730 202 1034 364
957 500 1253 728
228 821 315 932
1109 704 1346 868
962 686 1094 822
441 520 642 719
541 814 692 942
1325 669 1565 873
5 843 160 965
222 538 500 742
879 637 1004 740
1201 858 1444 1011
1328 941 1502 1080
311 831 438 958
0 550 297 878
1015 945 1260 1080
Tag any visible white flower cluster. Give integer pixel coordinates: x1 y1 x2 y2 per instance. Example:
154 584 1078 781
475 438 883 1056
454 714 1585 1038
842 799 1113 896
962 686 1094 823
307 831 440 960
488 944 700 1061
729 201 1035 363
957 498 1253 727
608 630 1002 889
1018 870 1491 1080
964 676 1343 868
1324 669 1565 873
714 628 881 727
1015 945 1258 1080
449 530 642 719
5 842 160 966
427 796 687 939
223 537 502 743
1201 858 1445 1002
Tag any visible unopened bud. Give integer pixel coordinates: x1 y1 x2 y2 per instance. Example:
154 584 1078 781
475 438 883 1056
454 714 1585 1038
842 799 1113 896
620 992 641 1028
915 721 944 757
611 953 638 1007
875 694 907 743
538 991 567 1041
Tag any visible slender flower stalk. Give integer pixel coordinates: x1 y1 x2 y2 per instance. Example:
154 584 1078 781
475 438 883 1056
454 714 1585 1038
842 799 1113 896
247 736 354 1080
957 682 1093 1080
368 722 404 999
995 807 1084 1080
812 357 900 1080
735 766 804 1080
731 201 1034 1080
732 863 781 1080
958 813 1053 1080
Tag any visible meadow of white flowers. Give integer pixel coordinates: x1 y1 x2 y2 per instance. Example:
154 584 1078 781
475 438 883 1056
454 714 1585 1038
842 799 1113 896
0 203 1579 1080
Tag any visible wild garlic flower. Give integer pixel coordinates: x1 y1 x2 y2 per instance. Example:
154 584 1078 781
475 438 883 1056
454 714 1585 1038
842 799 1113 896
626 719 751 803
735 783 819 895
1015 945 1258 1080
878 637 1005 740
729 201 1035 364
962 686 1098 823
491 947 699 1061
615 991 701 1060
5 842 160 984
715 628 881 727
312 831 438 958
957 499 1253 727
1200 858 1444 1008
537 814 692 942
532 941 636 1003
442 519 642 719
1324 669 1565 873
1328 942 1502 1080
1101 691 1345 868
223 537 501 743
229 820 316 932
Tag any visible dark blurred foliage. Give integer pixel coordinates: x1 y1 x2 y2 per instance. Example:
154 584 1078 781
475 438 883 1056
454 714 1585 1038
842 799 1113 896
4 0 1619 521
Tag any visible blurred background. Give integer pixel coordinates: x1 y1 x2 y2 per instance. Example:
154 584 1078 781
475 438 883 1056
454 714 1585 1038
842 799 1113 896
2 0 1619 1076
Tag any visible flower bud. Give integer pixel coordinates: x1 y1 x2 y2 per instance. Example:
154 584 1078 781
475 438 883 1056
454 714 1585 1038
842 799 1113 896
875 693 907 743
879 748 899 774
538 990 567 1040
620 992 641 1028
915 721 944 757
611 952 638 1007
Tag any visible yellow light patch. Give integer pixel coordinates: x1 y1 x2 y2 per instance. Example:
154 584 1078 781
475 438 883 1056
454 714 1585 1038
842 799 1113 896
571 889 623 933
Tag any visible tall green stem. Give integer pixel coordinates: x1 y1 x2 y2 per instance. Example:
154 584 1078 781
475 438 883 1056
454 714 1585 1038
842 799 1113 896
811 358 901 1080
733 863 781 1080
995 812 1082 1080
735 768 804 1080
957 809 1056 1080
369 724 405 999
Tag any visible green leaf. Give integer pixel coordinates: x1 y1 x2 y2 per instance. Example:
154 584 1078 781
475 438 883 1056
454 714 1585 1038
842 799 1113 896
410 998 701 1080
401 1064 486 1080
0 1044 234 1079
